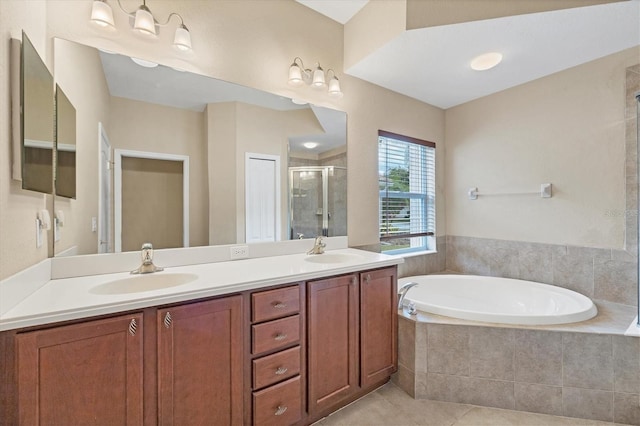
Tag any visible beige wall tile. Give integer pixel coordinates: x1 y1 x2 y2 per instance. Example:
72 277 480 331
614 392 640 425
613 336 640 394
563 333 613 391
427 324 469 376
562 387 613 422
469 327 515 381
515 330 563 386
514 383 563 416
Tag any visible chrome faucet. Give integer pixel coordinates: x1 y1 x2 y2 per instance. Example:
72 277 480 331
307 236 326 255
131 243 164 274
397 282 419 310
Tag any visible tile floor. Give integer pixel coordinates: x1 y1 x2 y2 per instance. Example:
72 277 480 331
313 382 632 426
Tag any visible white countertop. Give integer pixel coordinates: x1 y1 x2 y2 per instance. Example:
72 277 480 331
0 248 401 331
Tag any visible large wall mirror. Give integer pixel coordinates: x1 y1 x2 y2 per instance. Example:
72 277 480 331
52 38 347 256
20 32 54 194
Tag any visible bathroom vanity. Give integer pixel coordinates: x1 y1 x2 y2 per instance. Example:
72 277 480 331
0 249 399 425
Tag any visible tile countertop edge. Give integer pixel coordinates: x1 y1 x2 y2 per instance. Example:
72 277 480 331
0 250 403 332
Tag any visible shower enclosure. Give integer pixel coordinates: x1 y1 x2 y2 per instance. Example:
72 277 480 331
289 166 347 239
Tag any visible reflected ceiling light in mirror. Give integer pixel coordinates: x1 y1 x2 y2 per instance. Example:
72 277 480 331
291 98 308 105
90 0 192 51
470 52 503 71
288 57 343 98
303 142 318 149
131 57 159 68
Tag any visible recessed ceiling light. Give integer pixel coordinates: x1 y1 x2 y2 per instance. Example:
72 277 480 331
303 142 318 149
131 57 159 68
470 52 503 71
291 98 308 105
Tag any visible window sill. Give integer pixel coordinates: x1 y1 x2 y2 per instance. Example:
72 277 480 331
386 249 438 259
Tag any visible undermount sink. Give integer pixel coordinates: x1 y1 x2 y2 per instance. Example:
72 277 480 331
90 273 198 295
304 253 363 264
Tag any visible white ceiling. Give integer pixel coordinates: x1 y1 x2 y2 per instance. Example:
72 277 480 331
300 1 640 109
295 0 369 24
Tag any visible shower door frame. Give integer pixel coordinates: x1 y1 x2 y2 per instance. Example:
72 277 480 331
288 166 346 239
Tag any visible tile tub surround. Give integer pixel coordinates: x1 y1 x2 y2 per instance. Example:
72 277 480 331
394 316 640 424
445 235 638 307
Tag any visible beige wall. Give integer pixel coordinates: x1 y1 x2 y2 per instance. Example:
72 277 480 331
445 47 640 249
121 157 184 251
109 97 208 248
52 39 111 256
0 0 50 279
207 102 325 244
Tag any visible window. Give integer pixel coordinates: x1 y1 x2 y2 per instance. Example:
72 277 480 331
378 130 435 254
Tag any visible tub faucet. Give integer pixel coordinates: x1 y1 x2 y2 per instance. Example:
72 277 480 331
131 243 164 274
398 282 419 310
307 236 326 255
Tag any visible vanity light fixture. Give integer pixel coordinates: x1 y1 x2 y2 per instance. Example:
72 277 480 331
470 52 503 71
90 0 192 51
288 57 343 98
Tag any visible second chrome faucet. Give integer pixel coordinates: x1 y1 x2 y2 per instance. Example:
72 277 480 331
307 236 326 255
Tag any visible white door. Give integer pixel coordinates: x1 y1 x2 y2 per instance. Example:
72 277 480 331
245 153 280 243
98 123 111 253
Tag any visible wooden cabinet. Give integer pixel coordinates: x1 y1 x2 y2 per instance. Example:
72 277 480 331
307 266 397 421
16 313 144 426
248 285 304 426
360 267 397 388
157 296 243 426
12 295 243 426
307 274 359 416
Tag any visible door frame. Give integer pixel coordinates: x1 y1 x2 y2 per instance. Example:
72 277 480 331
113 149 190 252
97 122 112 253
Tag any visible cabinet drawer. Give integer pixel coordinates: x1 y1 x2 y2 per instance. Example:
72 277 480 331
252 286 300 323
253 346 300 389
252 315 300 354
253 376 301 426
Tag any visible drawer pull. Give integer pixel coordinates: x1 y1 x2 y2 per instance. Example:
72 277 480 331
163 312 172 329
274 405 288 416
275 366 288 375
272 302 286 309
274 333 287 341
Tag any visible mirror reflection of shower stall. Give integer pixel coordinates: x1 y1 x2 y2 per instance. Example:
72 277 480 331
289 166 347 239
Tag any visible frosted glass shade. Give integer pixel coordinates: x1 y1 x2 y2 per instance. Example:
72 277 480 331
288 63 304 86
134 6 156 36
174 25 192 51
90 0 115 28
311 66 326 88
328 77 343 98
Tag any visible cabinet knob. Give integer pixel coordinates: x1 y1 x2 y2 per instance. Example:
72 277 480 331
272 302 286 309
275 366 288 375
365 274 371 283
163 312 172 329
274 405 288 416
128 318 138 336
274 333 287 341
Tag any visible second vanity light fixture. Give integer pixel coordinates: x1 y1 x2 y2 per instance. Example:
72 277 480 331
288 57 343 98
90 0 192 51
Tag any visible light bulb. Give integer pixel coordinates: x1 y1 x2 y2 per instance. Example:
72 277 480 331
470 52 503 71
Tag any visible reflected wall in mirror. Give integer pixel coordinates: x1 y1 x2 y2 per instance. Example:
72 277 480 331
55 85 76 199
52 38 347 256
21 32 54 194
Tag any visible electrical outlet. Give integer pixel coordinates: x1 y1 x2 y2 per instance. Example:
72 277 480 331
230 245 249 260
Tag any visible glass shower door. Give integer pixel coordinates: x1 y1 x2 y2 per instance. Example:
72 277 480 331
289 168 324 239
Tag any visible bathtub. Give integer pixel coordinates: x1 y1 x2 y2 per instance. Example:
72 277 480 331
398 275 597 325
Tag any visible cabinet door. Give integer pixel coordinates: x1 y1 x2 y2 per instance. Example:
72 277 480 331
157 296 243 426
307 274 358 415
360 267 397 388
16 314 144 426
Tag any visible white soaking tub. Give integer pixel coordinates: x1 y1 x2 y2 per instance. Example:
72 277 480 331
398 275 597 325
